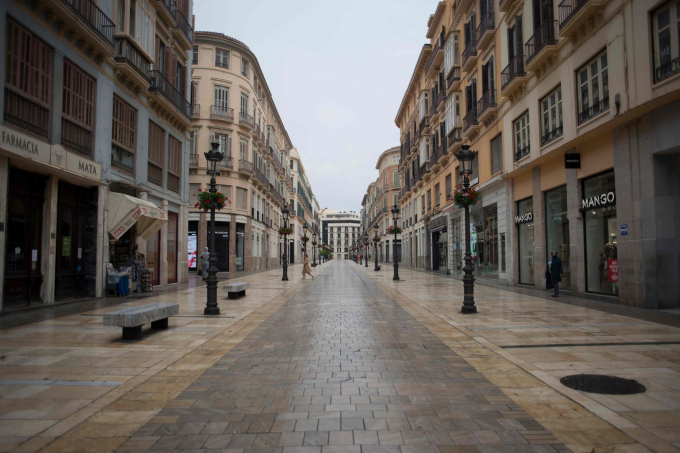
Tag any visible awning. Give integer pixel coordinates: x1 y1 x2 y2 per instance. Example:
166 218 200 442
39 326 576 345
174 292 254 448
108 192 167 241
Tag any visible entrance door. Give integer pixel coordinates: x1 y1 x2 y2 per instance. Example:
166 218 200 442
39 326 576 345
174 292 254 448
289 240 295 264
146 230 161 285
484 206 499 276
210 223 230 272
4 168 45 306
432 232 440 271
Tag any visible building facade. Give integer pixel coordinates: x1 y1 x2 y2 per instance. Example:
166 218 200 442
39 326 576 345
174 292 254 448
0 0 194 310
189 32 297 273
396 0 680 308
321 211 360 260
289 149 319 263
360 147 403 264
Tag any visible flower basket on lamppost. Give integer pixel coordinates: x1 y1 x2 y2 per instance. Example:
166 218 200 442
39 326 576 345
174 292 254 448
388 207 402 281
311 232 318 267
203 142 228 315
280 204 291 281
373 224 380 271
451 145 479 314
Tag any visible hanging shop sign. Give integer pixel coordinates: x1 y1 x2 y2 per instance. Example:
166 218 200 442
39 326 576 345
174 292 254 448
581 191 616 210
565 153 581 169
428 215 447 231
515 212 533 224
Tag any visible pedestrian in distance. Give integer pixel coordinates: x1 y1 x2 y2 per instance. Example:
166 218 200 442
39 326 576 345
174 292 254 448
302 253 314 280
545 250 563 297
201 247 210 280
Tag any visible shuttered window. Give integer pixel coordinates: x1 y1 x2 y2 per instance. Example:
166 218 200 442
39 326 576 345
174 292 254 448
62 60 95 157
167 136 182 193
112 96 137 174
236 187 248 210
148 121 164 186
491 133 503 175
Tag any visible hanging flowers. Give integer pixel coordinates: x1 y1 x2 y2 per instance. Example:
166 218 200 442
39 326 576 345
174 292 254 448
387 225 402 235
449 183 480 208
278 226 293 236
195 188 231 212
311 241 317 246
372 236 382 243
301 236 310 243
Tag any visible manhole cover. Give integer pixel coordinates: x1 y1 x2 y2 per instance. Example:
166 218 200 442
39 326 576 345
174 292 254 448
560 374 646 395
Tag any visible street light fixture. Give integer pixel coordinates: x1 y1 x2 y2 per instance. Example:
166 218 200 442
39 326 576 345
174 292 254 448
373 224 380 271
281 203 289 281
456 145 477 314
391 204 400 281
203 142 225 315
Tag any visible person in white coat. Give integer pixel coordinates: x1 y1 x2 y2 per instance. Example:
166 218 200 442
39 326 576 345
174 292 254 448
200 247 210 280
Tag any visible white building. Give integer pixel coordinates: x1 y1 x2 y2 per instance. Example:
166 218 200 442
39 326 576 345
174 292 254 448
321 210 361 260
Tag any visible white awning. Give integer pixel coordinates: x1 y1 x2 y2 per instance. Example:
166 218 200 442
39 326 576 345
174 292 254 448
108 192 167 241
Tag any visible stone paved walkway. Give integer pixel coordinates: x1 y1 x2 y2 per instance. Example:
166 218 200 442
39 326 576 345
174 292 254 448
120 262 570 453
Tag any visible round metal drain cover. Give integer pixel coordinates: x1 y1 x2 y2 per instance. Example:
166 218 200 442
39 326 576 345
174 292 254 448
560 374 646 395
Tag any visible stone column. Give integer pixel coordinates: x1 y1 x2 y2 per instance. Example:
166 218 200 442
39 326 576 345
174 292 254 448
566 167 585 294
40 175 59 303
0 157 8 308
159 199 168 286
229 215 236 272
245 218 252 270
508 178 518 286
532 166 546 289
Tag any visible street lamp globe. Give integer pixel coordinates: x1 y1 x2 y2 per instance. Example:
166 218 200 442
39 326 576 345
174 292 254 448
204 142 225 174
282 203 289 221
456 145 476 176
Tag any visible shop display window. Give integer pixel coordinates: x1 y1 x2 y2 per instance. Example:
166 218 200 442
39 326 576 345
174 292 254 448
545 185 571 289
517 198 535 285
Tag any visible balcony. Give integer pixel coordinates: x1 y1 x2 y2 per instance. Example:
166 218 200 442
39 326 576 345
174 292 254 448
525 20 558 73
113 37 151 88
172 8 193 48
55 0 115 58
558 0 604 38
155 0 177 25
149 70 191 122
192 104 200 117
515 145 530 162
501 54 527 95
434 90 445 115
463 108 479 134
447 126 463 153
429 141 446 169
419 114 430 135
426 34 445 79
541 125 563 146
210 105 234 122
655 56 680 83
455 0 475 15
238 159 254 174
239 112 255 129
476 12 495 50
500 0 519 12
189 154 198 167
477 89 497 123
447 66 461 92
578 97 609 125
219 156 233 169
462 39 478 72
3 88 50 140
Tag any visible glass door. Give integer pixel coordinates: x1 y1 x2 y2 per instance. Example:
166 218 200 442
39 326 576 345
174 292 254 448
167 212 178 283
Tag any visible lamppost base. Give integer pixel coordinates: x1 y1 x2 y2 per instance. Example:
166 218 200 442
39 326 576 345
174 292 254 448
461 304 477 314
204 306 220 315
393 277 400 281
282 277 289 281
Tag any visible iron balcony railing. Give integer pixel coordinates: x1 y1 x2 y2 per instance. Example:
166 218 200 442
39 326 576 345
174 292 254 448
189 154 198 166
114 37 151 79
425 34 444 74
578 97 609 124
149 70 191 119
192 104 200 116
515 145 530 161
238 159 253 173
434 89 445 111
61 118 92 157
558 0 589 30
211 105 234 121
59 0 115 47
158 0 177 20
174 8 193 43
501 54 526 91
239 111 255 128
463 108 478 132
525 20 558 65
541 124 563 146
476 11 494 43
655 56 680 83
447 66 461 90
478 89 497 116
447 126 463 147
219 156 233 169
462 38 477 66
419 115 429 134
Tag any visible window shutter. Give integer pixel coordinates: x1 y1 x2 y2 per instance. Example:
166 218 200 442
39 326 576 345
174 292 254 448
169 52 178 86
489 58 495 90
180 65 187 97
507 27 514 59
516 16 523 55
163 45 171 79
481 63 488 93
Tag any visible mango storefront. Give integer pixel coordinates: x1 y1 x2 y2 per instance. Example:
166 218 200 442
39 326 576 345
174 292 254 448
0 125 106 309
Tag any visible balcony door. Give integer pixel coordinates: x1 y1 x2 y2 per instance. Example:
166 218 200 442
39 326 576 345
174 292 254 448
240 93 248 115
533 0 554 30
215 85 228 114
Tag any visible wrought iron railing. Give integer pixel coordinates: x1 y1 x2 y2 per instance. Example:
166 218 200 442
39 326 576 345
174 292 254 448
501 54 526 91
447 126 463 147
192 104 200 116
112 144 134 174
447 66 461 90
59 0 115 47
158 0 177 19
655 56 680 83
149 70 191 119
3 88 49 139
541 125 563 146
425 34 444 74
525 20 558 65
578 97 609 124
61 118 92 157
174 8 193 43
211 105 234 121
558 0 590 30
239 111 255 128
219 156 233 169
114 37 151 79
238 159 253 173
462 38 477 66
476 11 494 43
478 89 496 116
515 145 530 161
189 154 198 166
463 108 478 132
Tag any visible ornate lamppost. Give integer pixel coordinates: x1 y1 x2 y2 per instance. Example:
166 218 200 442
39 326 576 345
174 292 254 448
456 145 477 314
391 204 400 281
364 233 369 268
302 223 308 260
373 224 380 271
281 203 290 281
203 143 224 315
312 231 317 267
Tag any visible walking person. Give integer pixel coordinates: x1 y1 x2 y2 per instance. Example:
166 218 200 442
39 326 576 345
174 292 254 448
545 250 563 297
302 253 314 280
201 247 210 280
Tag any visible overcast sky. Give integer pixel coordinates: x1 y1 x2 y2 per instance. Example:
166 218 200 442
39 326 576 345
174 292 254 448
195 0 440 212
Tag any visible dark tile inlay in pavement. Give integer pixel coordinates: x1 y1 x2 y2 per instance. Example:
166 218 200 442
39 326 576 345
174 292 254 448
121 261 572 453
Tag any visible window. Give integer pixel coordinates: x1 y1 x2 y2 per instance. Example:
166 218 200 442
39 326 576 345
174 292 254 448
435 184 441 207
135 0 155 58
4 18 53 139
577 51 609 124
148 121 164 186
444 32 454 75
211 133 231 157
62 60 95 157
242 58 249 77
393 170 400 187
192 45 198 64
541 86 563 145
491 133 503 175
418 91 430 121
214 85 229 114
514 112 530 161
112 96 137 174
167 136 181 193
236 187 248 210
419 136 431 166
215 48 229 68
445 173 452 200
239 138 249 161
653 0 680 82
189 183 201 204
240 92 248 114
189 130 197 155
393 194 399 207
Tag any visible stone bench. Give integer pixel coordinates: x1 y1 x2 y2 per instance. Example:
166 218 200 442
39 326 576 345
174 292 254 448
222 282 250 299
103 303 179 340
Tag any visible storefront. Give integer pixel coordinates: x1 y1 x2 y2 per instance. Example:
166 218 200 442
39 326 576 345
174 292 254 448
582 171 618 295
206 222 230 272
482 205 499 277
429 215 448 274
516 198 534 285
188 221 198 271
545 185 571 289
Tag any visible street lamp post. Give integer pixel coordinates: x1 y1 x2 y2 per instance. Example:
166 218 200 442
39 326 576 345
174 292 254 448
364 234 369 268
203 143 224 315
281 204 290 281
312 232 317 267
303 223 308 261
457 145 477 314
391 204 400 281
373 224 380 271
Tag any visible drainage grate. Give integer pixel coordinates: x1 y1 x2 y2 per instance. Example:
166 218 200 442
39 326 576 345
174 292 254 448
560 374 646 395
